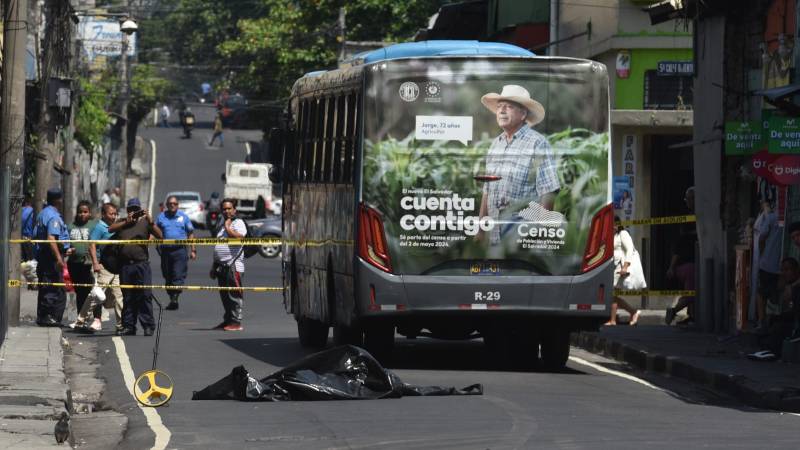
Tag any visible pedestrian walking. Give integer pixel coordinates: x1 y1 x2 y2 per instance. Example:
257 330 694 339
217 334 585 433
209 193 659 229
81 203 124 332
160 103 171 128
210 199 246 331
751 199 782 333
157 195 197 310
34 189 71 327
748 256 800 361
67 201 98 331
208 112 224 147
605 216 645 326
109 198 163 336
101 189 112 205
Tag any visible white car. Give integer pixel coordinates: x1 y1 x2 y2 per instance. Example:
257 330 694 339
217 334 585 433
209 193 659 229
164 191 206 228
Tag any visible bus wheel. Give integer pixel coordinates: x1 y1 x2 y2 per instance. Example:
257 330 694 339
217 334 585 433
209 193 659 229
297 318 328 349
333 324 363 346
540 331 571 371
363 324 394 363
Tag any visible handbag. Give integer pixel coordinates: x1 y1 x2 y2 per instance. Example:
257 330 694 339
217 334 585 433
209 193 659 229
89 278 107 303
100 241 122 275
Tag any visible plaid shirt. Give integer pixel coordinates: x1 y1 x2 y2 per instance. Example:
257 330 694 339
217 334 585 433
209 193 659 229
483 126 560 243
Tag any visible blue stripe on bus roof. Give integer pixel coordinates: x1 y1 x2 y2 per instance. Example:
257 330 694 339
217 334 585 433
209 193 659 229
357 40 535 63
301 41 535 78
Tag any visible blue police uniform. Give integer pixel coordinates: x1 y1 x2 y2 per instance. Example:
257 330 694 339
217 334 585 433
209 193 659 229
34 203 70 326
156 210 194 304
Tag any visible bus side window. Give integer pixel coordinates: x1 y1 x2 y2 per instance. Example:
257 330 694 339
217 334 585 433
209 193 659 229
298 99 310 182
350 93 360 184
324 96 337 183
332 96 345 182
319 97 332 182
343 94 356 183
306 98 318 182
312 97 324 182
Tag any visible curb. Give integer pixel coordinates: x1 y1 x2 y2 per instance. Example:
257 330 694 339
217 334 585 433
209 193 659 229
572 331 800 413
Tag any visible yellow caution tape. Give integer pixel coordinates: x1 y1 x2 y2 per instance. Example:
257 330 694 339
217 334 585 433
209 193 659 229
9 238 353 247
614 289 696 296
621 215 696 226
8 279 284 293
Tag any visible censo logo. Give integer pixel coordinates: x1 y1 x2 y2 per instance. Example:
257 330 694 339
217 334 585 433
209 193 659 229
399 82 419 102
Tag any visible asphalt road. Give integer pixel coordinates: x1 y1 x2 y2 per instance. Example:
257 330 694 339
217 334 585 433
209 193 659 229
96 104 800 449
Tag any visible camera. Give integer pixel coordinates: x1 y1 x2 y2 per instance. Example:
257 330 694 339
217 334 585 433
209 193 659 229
130 209 146 219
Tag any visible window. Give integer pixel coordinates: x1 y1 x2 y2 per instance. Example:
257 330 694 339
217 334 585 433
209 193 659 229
332 96 345 182
644 70 693 110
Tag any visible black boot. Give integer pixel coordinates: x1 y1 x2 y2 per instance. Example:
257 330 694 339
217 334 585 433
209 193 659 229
166 294 179 311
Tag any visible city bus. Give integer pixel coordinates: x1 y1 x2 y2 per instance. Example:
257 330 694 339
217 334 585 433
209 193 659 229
268 40 614 369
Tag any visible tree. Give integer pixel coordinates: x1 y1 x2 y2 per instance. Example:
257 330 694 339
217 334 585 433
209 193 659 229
74 78 113 151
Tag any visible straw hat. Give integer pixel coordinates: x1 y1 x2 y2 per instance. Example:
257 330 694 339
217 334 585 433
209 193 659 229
481 85 545 126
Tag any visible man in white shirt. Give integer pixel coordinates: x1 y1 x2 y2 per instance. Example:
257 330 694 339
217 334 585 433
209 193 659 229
210 198 247 331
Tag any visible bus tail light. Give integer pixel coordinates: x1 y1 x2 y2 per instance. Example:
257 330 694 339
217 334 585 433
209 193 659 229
358 204 393 273
581 203 614 273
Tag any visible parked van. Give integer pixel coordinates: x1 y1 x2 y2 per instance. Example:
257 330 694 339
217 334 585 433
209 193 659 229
222 161 275 217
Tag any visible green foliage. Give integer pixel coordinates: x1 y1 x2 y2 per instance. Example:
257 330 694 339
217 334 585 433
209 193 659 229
74 78 112 151
128 64 175 124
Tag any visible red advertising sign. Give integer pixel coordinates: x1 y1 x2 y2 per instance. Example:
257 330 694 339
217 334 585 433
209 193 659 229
752 149 800 185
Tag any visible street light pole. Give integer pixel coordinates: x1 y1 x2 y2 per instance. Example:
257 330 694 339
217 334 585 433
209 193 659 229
119 31 130 204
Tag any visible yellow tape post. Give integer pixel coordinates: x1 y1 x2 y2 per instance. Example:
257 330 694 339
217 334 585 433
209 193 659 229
614 289 696 296
621 215 696 227
7 279 283 293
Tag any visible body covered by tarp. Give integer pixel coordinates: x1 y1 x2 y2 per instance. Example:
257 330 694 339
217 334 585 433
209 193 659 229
192 345 483 401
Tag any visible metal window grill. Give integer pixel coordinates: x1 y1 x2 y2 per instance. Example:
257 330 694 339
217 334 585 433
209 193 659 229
644 70 694 110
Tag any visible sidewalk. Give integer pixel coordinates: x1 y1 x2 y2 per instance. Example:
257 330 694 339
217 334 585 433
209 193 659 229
0 321 70 448
573 316 800 412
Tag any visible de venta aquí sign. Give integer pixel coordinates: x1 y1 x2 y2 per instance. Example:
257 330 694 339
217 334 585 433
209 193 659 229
725 121 763 155
768 116 800 154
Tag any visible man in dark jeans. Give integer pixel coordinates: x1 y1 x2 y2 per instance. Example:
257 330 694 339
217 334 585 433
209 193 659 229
34 189 71 326
110 198 163 336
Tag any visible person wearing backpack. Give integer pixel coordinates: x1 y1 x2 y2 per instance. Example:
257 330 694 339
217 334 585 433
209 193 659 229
210 198 247 331
84 203 124 333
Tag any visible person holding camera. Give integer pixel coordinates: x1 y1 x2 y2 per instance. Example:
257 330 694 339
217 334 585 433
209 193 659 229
109 198 163 336
210 198 247 331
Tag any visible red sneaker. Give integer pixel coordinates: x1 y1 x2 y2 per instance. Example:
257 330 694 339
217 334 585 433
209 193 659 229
223 323 243 331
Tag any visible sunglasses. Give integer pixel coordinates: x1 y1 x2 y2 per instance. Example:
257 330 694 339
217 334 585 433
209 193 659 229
167 202 179 206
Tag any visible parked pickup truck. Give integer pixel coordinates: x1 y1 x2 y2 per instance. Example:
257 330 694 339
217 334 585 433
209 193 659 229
222 161 275 218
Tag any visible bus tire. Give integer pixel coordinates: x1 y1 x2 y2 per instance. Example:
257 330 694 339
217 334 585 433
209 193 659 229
363 324 394 362
297 317 328 349
540 331 571 370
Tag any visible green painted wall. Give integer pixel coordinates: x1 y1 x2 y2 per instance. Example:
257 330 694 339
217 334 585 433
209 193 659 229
615 48 693 110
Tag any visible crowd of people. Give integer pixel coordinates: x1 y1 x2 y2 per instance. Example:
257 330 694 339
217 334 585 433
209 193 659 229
27 188 248 336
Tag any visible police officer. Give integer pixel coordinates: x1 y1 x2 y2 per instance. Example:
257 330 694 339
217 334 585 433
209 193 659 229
157 195 197 310
34 189 71 327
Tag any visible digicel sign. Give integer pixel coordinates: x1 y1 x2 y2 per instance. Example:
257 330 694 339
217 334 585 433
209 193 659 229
752 149 800 185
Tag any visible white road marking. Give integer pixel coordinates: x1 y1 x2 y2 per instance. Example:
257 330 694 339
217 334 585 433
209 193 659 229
113 337 171 449
568 355 668 393
114 138 171 449
148 139 157 212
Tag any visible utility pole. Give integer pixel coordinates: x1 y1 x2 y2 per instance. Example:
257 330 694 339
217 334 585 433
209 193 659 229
119 28 130 204
1 0 30 326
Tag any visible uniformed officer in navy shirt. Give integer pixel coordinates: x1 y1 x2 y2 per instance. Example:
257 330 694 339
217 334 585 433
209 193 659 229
156 195 197 310
34 188 71 326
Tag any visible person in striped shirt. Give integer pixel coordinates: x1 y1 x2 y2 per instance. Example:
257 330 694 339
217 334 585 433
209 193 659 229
210 198 247 331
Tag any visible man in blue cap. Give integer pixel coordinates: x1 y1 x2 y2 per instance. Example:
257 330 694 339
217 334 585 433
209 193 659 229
157 195 197 310
109 198 163 336
34 188 71 326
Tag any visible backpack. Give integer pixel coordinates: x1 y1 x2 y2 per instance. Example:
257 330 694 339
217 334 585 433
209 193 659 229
214 217 259 258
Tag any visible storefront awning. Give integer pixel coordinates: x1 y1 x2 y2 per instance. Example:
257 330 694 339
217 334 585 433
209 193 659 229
754 84 800 115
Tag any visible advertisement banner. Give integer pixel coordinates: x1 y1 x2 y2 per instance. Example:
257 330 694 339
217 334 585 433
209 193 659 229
78 18 136 61
725 121 763 155
363 59 610 276
767 116 800 153
613 176 633 221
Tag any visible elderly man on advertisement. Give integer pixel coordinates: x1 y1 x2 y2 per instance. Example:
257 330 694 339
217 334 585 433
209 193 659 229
478 85 561 244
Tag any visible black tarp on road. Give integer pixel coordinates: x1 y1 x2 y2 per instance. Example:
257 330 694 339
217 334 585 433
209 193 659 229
192 345 483 401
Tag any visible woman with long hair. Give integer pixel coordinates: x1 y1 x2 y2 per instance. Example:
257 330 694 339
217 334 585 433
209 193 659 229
605 216 646 326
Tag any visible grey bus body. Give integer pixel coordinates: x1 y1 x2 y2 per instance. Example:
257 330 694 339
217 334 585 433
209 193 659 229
274 47 613 367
